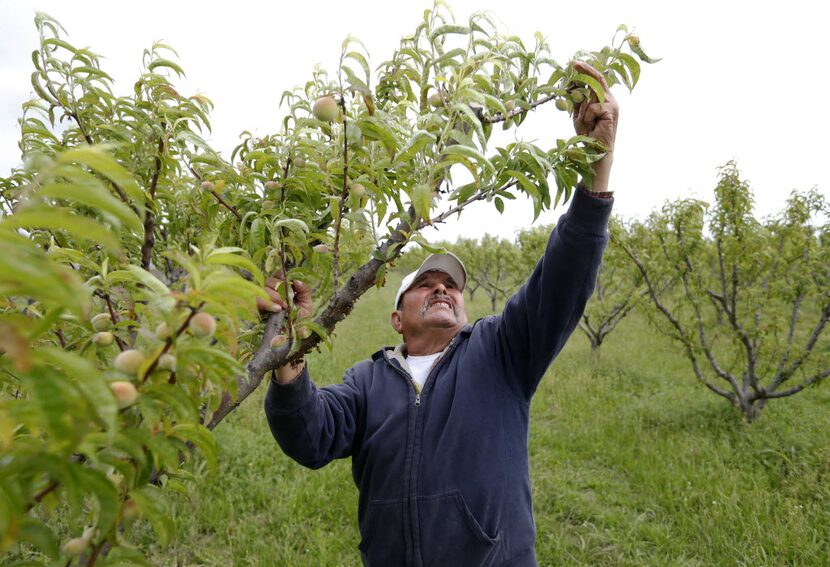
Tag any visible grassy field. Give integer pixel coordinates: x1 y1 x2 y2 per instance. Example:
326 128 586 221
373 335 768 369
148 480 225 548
144 275 830 566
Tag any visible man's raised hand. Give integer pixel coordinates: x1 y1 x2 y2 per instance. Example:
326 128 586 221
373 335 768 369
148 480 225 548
571 60 619 192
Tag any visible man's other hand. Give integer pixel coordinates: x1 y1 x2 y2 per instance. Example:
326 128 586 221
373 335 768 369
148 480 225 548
256 274 313 319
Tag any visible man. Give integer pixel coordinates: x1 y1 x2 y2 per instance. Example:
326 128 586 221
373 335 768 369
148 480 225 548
260 61 617 566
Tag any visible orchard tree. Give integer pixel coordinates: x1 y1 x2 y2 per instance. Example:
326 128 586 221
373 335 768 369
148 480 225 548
460 234 522 312
623 162 830 421
449 238 484 302
0 6 655 563
511 219 648 351
578 217 648 352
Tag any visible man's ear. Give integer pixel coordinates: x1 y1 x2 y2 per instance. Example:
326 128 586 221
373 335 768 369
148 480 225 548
390 310 403 334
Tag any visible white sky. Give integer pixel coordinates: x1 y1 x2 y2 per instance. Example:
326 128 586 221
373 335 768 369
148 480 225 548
2 0 827 242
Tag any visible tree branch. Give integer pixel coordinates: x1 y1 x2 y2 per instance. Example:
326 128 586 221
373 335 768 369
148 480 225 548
206 207 416 430
621 242 735 401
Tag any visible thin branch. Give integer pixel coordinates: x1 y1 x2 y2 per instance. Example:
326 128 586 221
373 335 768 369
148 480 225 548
140 303 203 384
770 298 830 391
26 480 59 512
424 180 519 229
188 166 241 220
141 133 165 270
94 290 127 352
332 112 350 289
773 291 806 380
764 367 830 399
480 93 559 124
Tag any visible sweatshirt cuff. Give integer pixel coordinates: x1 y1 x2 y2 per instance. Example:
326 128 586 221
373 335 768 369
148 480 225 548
264 366 314 414
566 183 614 236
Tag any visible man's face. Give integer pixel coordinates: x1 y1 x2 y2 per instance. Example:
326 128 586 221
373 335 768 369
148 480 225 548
391 270 467 338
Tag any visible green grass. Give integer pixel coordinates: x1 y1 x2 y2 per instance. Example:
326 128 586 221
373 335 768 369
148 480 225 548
145 278 830 566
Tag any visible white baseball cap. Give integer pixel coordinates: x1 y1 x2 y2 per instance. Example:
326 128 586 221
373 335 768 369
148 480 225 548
394 253 467 309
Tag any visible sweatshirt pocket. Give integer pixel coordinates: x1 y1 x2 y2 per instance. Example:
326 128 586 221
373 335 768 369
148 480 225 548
418 490 502 567
358 498 406 566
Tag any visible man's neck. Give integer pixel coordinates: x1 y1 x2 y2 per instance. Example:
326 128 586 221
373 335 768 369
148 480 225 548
404 326 462 356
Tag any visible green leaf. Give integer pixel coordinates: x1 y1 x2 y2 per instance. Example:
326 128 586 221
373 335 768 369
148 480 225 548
24 365 80 446
71 65 113 82
505 169 540 201
616 52 641 89
202 273 268 307
38 181 143 235
441 145 495 175
140 384 199 423
43 37 78 54
147 58 185 78
449 182 478 203
410 184 434 220
30 72 58 105
394 130 436 165
358 118 398 157
125 265 169 296
37 347 118 435
248 218 268 253
172 423 217 473
411 234 447 254
430 48 466 70
273 218 309 236
494 197 504 214
450 103 486 147
344 51 371 83
77 467 120 536
161 250 201 290
57 146 145 208
206 253 264 286
429 24 469 42
129 486 175 546
630 43 662 64
17 519 59 559
4 208 120 252
124 266 175 312
573 72 605 104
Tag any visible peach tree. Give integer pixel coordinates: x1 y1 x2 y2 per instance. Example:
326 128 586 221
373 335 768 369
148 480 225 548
578 217 648 352
0 7 654 564
622 163 830 421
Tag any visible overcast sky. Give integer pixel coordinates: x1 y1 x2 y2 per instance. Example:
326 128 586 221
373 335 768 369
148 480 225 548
2 1 827 242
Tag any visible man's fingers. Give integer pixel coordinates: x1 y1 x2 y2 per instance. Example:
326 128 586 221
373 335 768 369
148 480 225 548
264 270 289 289
292 279 312 296
572 60 610 92
256 287 286 313
256 297 283 313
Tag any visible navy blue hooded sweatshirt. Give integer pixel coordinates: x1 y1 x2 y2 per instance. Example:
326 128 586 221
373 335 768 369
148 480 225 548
265 188 613 566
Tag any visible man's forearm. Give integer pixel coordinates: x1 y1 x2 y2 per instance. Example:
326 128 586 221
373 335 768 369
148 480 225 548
586 152 613 193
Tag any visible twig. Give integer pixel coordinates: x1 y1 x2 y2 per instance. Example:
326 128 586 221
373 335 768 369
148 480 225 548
188 166 241 220
94 290 127 352
480 93 559 124
141 133 165 270
332 110 350 290
140 302 204 384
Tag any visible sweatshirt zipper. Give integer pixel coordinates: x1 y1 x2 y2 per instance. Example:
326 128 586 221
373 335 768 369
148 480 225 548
384 335 463 565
